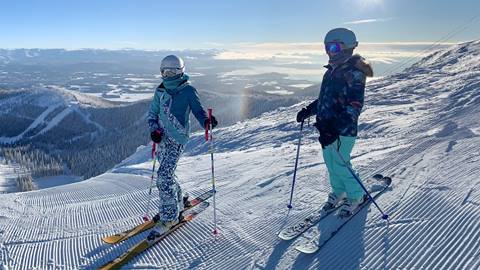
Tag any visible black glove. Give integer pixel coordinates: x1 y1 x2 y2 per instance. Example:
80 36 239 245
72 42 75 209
296 108 309 123
319 133 338 149
150 129 163 143
317 120 339 148
204 116 218 129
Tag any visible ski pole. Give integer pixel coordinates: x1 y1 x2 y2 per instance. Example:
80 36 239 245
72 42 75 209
206 108 219 235
143 142 157 222
287 120 304 209
333 147 389 220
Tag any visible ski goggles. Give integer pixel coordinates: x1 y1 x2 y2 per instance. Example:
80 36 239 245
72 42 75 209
325 42 344 54
161 68 183 78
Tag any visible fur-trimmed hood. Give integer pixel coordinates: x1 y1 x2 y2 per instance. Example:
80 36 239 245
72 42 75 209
349 54 374 77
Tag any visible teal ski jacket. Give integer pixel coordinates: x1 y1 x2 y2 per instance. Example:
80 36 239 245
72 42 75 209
147 74 208 145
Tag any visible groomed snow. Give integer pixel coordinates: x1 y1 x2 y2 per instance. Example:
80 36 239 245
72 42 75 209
0 41 479 270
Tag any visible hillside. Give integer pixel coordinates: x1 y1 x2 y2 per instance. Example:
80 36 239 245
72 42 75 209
0 41 479 269
0 86 151 180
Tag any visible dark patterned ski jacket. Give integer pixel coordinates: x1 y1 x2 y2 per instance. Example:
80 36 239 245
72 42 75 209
305 54 373 137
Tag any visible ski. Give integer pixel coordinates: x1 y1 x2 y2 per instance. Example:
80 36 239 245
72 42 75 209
99 201 210 270
295 176 392 254
278 174 384 241
102 189 214 244
278 206 339 241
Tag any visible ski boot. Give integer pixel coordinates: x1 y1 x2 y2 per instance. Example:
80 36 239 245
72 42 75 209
337 196 366 218
147 218 180 242
322 192 346 211
183 193 191 209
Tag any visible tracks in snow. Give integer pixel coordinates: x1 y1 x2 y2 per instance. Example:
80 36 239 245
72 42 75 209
0 135 479 269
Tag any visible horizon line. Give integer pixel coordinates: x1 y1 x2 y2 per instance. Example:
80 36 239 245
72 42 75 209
0 40 473 51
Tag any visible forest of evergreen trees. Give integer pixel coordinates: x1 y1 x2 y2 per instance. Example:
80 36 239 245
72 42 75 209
0 145 64 191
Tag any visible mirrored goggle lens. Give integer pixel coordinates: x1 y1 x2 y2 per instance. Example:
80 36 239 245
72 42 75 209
161 68 182 78
326 42 342 54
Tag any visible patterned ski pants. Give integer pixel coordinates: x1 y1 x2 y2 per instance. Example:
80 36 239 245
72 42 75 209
156 136 185 222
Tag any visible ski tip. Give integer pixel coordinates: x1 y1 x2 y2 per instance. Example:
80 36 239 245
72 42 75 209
277 228 300 241
277 232 288 240
277 234 294 241
295 245 318 254
101 238 117 245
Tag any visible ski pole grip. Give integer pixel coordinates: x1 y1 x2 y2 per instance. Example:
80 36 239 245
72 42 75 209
205 108 213 141
208 108 213 123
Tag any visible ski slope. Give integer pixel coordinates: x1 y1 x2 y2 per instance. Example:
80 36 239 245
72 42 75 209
0 86 112 144
1 41 479 269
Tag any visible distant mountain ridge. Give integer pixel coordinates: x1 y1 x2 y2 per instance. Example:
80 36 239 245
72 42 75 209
0 87 150 179
0 48 219 65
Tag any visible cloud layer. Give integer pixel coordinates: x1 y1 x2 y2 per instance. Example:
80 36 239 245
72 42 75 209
212 41 458 81
214 41 456 64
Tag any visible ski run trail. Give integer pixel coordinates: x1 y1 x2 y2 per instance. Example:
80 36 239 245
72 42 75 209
1 41 479 270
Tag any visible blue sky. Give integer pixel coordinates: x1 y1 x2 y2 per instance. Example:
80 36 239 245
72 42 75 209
1 0 478 49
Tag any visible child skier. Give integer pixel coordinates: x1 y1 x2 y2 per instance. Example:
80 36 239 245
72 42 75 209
147 55 218 239
296 28 373 217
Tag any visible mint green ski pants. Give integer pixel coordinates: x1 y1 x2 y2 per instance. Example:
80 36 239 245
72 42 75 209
322 135 365 200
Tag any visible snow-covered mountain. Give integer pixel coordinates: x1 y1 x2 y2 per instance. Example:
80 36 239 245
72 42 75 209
0 40 479 269
0 86 114 144
0 87 152 179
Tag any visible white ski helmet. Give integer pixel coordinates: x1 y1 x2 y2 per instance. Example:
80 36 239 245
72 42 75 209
160 55 185 78
324 28 358 50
